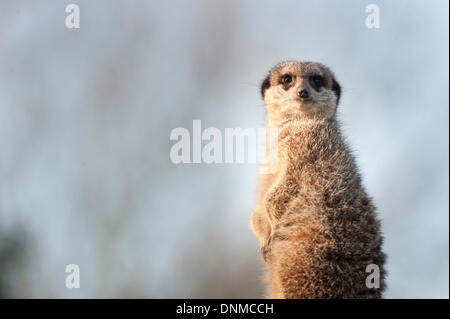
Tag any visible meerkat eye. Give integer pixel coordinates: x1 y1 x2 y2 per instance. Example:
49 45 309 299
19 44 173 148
310 75 324 88
281 74 293 85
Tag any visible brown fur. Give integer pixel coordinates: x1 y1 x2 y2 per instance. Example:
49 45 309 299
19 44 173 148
250 61 385 299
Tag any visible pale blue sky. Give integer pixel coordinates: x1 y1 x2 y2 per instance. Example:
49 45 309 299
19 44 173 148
0 0 448 298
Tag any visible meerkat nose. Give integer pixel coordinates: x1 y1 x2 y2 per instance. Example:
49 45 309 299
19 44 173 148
298 89 310 99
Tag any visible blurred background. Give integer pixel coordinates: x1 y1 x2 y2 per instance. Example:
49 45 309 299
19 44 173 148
0 0 448 298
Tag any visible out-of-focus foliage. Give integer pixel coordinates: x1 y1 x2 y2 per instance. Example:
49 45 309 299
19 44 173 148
0 0 448 298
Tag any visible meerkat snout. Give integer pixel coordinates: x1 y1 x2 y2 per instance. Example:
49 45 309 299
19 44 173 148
297 88 310 99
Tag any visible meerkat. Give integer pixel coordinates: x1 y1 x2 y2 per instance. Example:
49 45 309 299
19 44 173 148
250 61 385 299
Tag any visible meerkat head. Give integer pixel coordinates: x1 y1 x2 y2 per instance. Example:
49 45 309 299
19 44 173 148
261 61 341 125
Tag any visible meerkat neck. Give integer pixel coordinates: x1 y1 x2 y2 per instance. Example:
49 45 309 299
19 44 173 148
274 117 348 173
267 113 337 130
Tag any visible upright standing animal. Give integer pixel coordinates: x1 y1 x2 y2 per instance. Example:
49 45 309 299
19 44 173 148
250 61 385 298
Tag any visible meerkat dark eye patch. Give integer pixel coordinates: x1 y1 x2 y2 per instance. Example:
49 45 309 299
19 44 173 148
261 74 271 99
280 74 292 85
332 77 341 104
279 74 294 91
309 75 324 90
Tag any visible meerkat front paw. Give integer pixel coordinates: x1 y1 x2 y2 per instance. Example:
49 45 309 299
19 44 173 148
265 184 295 223
261 234 273 263
261 227 289 263
250 208 271 246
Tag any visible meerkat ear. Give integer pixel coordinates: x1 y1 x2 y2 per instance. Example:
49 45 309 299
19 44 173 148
261 74 271 99
332 77 341 105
